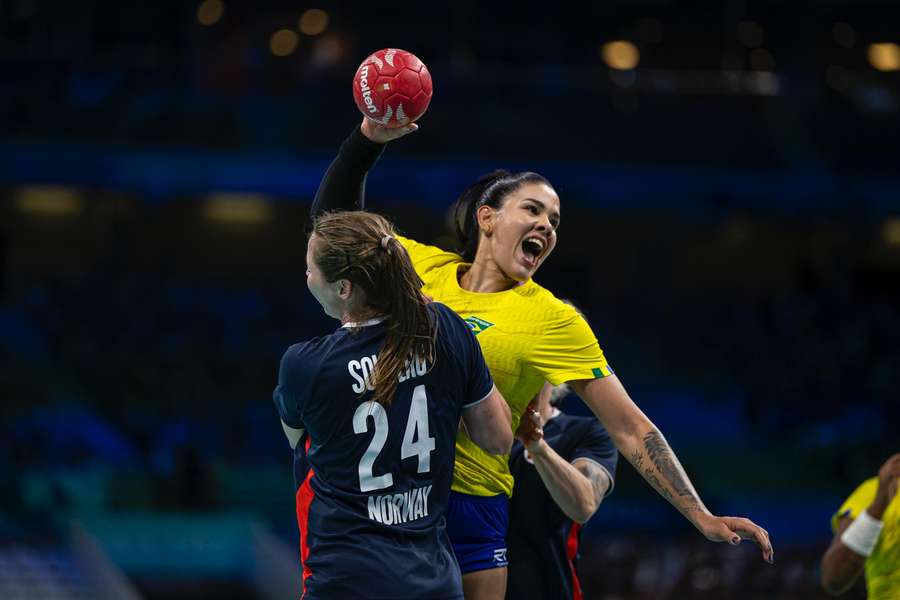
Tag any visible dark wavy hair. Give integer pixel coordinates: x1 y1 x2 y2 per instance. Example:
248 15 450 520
310 210 436 407
450 169 553 262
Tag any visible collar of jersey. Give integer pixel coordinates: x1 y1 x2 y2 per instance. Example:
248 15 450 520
453 264 536 296
341 315 388 328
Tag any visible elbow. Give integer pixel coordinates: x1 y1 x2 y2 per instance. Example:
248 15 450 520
820 574 853 597
491 430 514 455
820 572 844 597
571 498 600 525
570 511 592 525
819 561 852 596
480 430 513 455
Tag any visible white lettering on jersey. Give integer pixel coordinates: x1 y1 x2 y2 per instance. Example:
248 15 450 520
366 484 433 525
348 353 430 392
359 355 377 391
348 360 367 393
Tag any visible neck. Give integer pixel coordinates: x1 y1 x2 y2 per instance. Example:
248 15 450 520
459 258 519 293
341 306 383 326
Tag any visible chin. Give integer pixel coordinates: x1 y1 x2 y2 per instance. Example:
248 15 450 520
507 266 535 282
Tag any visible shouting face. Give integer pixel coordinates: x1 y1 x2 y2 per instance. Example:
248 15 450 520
476 182 560 283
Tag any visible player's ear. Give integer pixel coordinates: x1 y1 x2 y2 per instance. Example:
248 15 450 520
336 278 353 300
475 204 495 236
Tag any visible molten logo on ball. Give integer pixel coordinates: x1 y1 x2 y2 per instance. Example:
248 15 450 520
358 65 376 114
353 48 432 129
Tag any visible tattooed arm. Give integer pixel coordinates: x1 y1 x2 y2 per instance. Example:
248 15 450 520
569 376 774 563
516 430 612 524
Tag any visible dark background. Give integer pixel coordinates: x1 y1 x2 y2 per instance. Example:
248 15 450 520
1 1 897 598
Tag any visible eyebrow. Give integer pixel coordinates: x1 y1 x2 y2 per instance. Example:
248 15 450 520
523 197 561 221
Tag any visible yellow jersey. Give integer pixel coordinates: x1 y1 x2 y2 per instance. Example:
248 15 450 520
831 477 900 600
398 235 612 497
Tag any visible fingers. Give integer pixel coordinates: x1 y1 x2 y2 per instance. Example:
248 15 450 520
725 517 774 564
522 415 541 437
880 454 900 476
529 409 542 439
886 456 900 473
514 406 543 449
514 415 537 439
360 117 419 143
749 526 774 564
879 455 900 499
389 123 418 138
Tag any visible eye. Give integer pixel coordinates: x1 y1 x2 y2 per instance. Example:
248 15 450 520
525 204 538 215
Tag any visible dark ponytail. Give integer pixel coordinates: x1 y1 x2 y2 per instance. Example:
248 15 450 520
311 211 436 407
450 170 554 262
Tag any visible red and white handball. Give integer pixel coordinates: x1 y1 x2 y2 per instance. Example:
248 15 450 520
352 48 432 128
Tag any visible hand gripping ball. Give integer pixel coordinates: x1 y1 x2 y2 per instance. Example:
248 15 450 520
353 48 433 128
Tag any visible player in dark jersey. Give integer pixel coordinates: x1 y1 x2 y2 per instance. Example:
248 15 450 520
507 381 617 600
312 118 774 600
274 210 513 600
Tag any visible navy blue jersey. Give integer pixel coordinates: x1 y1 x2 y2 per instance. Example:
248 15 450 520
274 302 494 600
506 410 618 600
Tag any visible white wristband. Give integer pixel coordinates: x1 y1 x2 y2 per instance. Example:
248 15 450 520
841 509 884 557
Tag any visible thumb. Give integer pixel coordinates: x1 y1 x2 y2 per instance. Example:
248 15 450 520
386 122 418 141
400 123 419 137
706 518 740 544
721 521 741 545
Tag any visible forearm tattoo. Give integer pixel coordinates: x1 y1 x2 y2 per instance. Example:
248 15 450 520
630 430 703 514
575 460 609 503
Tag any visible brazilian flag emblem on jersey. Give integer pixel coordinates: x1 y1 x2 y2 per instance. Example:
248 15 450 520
464 316 495 336
592 365 614 378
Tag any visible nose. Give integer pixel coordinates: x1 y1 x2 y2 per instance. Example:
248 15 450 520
534 215 552 232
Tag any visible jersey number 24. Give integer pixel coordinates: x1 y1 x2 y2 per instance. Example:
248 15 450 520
352 384 436 492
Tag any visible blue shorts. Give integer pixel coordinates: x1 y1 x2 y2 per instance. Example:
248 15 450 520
446 491 509 574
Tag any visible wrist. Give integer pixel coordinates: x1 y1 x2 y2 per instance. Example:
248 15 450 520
358 119 387 146
686 506 714 528
868 498 889 520
842 510 885 557
527 438 549 458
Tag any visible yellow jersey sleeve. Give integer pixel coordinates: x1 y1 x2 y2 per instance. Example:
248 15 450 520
396 235 461 278
530 305 613 386
832 477 878 532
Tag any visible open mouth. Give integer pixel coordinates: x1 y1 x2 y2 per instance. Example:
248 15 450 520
520 236 546 268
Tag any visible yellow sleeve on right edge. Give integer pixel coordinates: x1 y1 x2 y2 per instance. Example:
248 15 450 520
832 477 879 532
531 305 612 386
395 235 461 277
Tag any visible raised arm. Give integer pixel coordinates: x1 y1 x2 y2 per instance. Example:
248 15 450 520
569 375 774 563
310 118 418 218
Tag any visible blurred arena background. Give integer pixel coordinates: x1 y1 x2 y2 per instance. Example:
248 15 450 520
1 0 898 598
